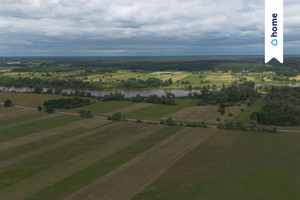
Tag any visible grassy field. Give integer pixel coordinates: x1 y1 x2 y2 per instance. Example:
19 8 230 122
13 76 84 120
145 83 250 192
0 114 80 142
133 130 300 200
0 95 300 200
0 93 64 107
72 101 135 114
234 98 265 123
125 99 198 118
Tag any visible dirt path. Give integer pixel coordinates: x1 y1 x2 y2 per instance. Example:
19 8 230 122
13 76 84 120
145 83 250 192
64 128 216 200
0 113 59 131
0 117 106 152
0 125 165 200
0 119 111 169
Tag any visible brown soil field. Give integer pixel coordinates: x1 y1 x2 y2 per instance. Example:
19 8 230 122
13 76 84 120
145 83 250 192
64 127 216 200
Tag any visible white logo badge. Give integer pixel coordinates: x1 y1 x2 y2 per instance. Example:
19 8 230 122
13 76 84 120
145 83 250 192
265 0 283 63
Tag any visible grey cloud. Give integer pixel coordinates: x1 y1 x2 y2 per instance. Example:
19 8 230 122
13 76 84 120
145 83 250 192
0 0 299 56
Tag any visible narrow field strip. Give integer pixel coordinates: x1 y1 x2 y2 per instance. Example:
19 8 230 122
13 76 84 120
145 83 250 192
64 128 215 200
0 118 108 162
0 112 54 131
0 122 155 190
25 126 184 200
107 103 151 115
2 125 165 200
0 114 79 143
0 119 111 169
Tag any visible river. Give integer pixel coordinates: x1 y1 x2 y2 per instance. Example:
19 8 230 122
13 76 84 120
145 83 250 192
1 83 300 98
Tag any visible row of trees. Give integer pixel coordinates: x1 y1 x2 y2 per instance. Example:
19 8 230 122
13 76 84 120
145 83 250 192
101 92 176 105
119 78 172 88
191 81 260 105
0 77 95 90
43 98 91 109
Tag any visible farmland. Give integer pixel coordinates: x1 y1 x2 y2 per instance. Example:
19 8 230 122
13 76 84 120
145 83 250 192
0 92 300 200
2 56 300 91
1 56 300 199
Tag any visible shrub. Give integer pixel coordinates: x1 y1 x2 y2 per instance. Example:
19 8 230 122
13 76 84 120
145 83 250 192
4 99 12 107
216 117 221 121
37 105 43 111
228 113 233 117
108 112 124 121
45 106 54 113
79 110 93 118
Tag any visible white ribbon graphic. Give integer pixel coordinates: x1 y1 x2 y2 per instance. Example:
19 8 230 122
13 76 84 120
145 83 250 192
265 0 283 63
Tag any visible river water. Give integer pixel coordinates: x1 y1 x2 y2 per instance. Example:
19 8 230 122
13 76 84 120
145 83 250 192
1 83 300 98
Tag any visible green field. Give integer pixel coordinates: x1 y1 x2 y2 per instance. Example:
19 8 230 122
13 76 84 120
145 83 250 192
0 93 300 200
72 101 135 114
126 99 198 118
134 130 300 200
0 114 80 142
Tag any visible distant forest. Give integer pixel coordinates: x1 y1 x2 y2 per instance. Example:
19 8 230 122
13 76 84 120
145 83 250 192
2 56 300 73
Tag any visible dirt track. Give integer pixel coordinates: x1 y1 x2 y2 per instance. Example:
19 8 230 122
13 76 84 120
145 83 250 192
0 124 165 200
64 128 216 200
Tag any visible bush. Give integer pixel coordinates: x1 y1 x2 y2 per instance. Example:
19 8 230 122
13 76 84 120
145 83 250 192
136 119 143 123
4 99 12 107
79 110 93 118
166 118 175 126
228 113 233 117
225 121 234 128
241 108 245 112
45 106 54 113
37 105 43 111
108 112 124 121
216 117 221 121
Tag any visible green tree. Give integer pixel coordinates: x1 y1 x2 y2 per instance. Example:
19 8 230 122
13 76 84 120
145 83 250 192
4 99 12 107
166 118 174 126
45 106 54 113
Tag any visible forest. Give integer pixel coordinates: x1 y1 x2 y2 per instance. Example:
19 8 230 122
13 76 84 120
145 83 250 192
251 86 300 126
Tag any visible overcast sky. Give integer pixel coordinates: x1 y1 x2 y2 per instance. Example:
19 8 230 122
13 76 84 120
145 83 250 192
0 0 299 56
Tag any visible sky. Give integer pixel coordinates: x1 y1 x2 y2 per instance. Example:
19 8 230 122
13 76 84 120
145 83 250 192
0 0 299 56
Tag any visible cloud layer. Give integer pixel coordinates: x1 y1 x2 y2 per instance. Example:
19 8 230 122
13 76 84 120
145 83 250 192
0 0 299 56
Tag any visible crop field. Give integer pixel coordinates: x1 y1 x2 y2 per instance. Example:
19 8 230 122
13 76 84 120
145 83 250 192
0 97 300 200
164 103 246 124
0 93 64 107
